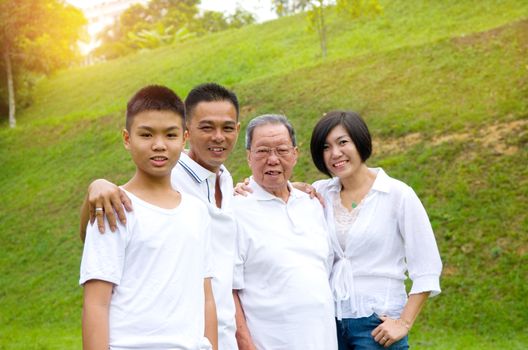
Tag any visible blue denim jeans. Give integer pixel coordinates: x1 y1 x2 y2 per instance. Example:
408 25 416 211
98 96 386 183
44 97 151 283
336 314 409 350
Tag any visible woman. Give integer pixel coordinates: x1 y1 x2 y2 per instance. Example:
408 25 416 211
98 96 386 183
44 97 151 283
310 111 442 349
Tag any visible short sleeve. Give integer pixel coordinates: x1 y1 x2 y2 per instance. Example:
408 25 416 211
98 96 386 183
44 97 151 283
398 186 442 297
79 217 128 286
232 219 247 290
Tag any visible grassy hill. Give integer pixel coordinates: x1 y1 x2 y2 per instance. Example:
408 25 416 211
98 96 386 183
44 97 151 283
0 0 527 348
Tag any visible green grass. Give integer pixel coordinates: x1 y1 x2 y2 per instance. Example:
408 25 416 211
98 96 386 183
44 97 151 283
18 0 528 126
1 0 527 348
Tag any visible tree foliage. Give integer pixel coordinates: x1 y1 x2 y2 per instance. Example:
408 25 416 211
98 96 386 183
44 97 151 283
94 1 255 60
271 0 382 57
0 0 86 127
272 0 310 17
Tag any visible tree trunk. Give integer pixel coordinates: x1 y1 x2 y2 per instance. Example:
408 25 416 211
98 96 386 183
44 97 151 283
319 5 327 58
315 0 327 58
3 48 16 128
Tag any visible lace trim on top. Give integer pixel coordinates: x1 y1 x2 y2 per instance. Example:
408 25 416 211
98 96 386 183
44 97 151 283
332 193 361 251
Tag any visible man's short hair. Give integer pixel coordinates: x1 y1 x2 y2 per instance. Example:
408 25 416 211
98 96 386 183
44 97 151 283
126 85 185 131
245 114 297 150
310 110 372 177
185 83 239 122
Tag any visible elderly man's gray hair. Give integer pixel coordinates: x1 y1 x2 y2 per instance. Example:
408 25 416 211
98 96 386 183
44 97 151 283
245 114 297 150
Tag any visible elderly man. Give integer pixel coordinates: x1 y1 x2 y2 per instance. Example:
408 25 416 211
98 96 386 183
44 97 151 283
232 115 337 350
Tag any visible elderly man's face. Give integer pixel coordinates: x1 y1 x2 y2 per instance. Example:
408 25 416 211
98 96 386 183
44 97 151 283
247 123 298 196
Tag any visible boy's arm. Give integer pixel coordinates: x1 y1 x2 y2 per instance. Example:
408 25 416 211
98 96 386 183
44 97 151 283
233 290 257 350
204 278 218 350
82 279 113 350
79 179 133 242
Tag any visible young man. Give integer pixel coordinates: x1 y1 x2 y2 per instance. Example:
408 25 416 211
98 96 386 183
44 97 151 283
80 83 240 350
80 85 217 350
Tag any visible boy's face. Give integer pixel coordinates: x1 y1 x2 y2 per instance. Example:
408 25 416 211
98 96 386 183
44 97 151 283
186 100 240 173
123 110 185 178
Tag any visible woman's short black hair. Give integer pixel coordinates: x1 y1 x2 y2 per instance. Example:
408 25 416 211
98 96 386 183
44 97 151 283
310 110 372 177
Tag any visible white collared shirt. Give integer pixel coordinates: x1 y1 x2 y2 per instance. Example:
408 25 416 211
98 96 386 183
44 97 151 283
313 168 442 320
233 178 337 350
171 152 238 350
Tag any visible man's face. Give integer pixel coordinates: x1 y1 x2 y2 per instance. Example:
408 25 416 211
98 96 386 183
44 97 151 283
123 110 185 179
247 123 298 196
186 100 240 173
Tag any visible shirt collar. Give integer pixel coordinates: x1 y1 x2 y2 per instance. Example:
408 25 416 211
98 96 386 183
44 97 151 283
248 176 299 201
177 151 225 184
370 168 391 193
326 167 391 194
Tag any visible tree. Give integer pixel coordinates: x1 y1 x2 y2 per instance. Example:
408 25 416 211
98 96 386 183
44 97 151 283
227 8 256 29
95 0 202 59
127 23 194 50
149 0 199 31
94 0 257 61
194 10 229 34
272 0 310 17
272 0 382 57
0 0 86 128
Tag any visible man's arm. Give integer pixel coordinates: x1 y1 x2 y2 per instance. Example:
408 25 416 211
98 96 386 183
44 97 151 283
82 279 113 350
233 290 257 350
204 278 218 350
79 179 133 242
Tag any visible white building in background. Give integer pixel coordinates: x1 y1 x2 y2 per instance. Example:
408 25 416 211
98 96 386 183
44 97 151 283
67 0 150 56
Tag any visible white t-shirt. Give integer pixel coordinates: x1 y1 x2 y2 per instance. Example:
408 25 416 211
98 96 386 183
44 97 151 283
232 179 337 350
171 152 238 350
80 190 213 350
313 168 442 320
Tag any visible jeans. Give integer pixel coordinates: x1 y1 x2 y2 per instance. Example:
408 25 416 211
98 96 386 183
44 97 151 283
336 314 409 350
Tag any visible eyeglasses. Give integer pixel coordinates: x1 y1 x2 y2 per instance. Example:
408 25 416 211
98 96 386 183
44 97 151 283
250 146 295 159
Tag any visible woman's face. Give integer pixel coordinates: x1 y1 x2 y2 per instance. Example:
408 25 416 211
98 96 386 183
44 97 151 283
322 124 363 178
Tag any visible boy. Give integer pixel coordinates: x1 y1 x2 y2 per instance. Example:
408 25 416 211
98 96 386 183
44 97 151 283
80 85 218 350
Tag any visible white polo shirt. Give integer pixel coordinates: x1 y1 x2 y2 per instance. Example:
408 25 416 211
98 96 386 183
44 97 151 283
80 190 213 350
171 152 238 350
232 178 337 350
313 168 442 320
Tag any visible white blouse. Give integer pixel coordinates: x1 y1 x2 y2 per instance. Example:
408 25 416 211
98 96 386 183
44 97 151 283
313 168 442 320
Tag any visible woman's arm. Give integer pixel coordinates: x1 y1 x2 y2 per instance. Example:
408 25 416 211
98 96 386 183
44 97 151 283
371 291 430 348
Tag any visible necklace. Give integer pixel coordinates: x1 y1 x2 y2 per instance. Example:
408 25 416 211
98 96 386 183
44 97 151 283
352 202 358 209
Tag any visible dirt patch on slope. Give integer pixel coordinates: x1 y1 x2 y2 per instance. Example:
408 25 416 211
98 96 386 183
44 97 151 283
452 19 528 48
374 119 527 156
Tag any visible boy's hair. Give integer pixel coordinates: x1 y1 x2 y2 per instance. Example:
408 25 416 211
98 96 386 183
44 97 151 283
126 85 185 131
184 83 239 122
